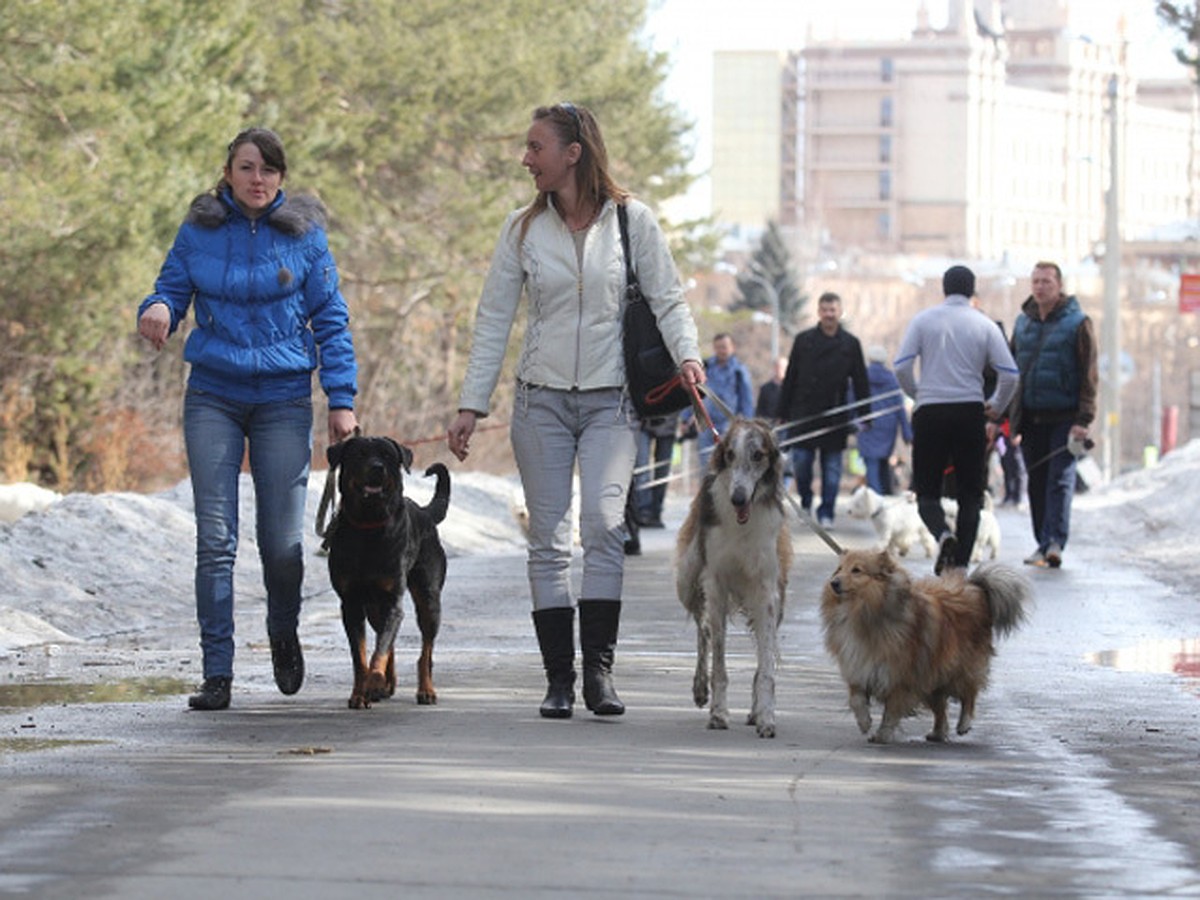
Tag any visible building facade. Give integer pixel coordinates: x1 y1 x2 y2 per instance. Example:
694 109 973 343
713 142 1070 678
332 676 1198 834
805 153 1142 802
710 0 1200 270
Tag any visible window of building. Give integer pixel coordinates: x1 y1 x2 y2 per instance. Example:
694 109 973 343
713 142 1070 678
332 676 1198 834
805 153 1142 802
880 96 893 127
879 170 892 200
880 135 892 163
881 58 894 83
878 211 892 239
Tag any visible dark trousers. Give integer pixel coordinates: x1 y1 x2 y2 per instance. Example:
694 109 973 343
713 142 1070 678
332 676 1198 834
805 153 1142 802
911 403 987 568
1019 420 1077 552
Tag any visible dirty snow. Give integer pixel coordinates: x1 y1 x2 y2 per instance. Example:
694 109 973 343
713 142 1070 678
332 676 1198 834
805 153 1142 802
0 440 1197 655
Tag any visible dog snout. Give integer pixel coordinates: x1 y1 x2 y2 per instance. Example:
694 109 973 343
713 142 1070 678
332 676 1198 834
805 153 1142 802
829 576 843 595
365 460 387 486
730 485 749 508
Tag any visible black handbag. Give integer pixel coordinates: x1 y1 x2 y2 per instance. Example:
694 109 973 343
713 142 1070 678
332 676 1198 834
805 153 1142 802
617 203 691 418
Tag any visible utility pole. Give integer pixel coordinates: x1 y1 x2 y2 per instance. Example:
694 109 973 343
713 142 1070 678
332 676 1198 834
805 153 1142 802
1102 74 1122 480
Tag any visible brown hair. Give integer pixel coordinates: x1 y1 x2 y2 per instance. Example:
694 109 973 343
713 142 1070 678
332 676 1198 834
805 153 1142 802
217 127 287 194
516 103 628 244
817 291 842 306
1033 260 1063 283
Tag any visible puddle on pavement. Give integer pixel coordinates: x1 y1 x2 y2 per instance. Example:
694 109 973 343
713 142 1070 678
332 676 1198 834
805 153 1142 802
0 677 192 709
1087 638 1200 691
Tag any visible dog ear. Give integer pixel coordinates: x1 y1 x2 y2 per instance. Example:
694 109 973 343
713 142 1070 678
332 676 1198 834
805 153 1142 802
387 438 413 474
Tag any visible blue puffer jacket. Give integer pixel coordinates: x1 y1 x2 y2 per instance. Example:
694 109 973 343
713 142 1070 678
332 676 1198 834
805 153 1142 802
139 188 357 408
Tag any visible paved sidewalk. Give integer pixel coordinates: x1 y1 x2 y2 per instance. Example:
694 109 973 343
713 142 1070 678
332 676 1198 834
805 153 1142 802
3 508 1199 898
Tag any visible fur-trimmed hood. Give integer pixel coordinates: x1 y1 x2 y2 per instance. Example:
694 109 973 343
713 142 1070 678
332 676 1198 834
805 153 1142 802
186 189 328 236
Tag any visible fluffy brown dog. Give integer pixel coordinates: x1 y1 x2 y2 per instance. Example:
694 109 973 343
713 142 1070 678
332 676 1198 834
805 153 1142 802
820 549 1030 743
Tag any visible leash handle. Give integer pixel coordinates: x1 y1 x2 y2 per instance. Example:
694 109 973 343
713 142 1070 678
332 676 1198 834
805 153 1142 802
686 381 721 443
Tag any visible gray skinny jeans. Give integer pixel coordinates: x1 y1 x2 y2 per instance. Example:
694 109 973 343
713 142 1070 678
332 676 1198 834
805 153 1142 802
510 384 638 610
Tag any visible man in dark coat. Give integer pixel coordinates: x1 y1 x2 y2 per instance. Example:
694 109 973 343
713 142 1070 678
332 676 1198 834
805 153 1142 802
776 292 870 527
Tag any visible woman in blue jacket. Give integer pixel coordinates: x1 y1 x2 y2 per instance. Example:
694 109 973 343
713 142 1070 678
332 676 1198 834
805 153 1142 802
138 128 358 711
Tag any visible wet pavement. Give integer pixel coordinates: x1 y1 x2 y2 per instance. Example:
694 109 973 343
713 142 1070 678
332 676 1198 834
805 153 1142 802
2 501 1199 898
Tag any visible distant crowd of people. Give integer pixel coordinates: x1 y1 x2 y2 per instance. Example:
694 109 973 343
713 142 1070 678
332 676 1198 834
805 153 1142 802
626 264 1097 581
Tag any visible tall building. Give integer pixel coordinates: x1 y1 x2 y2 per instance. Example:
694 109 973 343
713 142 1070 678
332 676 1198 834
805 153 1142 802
711 50 800 245
709 0 1200 269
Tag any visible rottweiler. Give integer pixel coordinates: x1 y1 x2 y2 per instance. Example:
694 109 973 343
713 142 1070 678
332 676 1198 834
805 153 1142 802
325 436 450 709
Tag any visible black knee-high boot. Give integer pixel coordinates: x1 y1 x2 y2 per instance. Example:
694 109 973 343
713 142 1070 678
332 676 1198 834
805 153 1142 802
532 607 575 719
579 600 625 716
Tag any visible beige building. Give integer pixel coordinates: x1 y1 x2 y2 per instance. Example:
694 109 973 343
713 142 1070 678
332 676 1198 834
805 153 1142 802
711 1 1200 269
712 50 800 240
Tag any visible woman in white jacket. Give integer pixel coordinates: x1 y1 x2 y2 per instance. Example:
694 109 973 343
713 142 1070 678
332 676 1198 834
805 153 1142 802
448 102 704 719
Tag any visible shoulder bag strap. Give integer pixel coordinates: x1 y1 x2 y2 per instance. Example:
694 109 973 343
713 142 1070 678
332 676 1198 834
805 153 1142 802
616 203 641 298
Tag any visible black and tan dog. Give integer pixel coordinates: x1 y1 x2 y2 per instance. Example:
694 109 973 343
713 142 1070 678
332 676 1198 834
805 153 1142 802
325 436 450 709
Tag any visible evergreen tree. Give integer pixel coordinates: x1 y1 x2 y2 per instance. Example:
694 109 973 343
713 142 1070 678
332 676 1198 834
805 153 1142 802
730 221 805 333
0 0 711 488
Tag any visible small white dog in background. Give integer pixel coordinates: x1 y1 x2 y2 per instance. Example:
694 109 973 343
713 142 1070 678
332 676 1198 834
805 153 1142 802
846 485 936 558
940 493 1001 563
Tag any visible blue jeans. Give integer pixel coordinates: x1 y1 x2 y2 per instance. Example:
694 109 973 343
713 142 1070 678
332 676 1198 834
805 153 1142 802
791 446 842 522
863 456 893 495
184 390 313 678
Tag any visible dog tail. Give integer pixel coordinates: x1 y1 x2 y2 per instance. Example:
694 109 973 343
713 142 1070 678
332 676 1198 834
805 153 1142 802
423 463 451 524
969 562 1031 638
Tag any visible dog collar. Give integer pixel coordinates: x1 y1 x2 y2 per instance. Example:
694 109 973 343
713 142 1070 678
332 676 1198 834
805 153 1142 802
340 513 389 531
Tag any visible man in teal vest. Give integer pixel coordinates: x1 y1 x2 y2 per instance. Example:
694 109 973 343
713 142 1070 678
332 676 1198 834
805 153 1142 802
1010 261 1098 568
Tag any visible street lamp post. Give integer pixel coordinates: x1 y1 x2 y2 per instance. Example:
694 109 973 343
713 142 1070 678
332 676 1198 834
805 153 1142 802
1102 73 1122 480
716 263 781 360
746 271 781 362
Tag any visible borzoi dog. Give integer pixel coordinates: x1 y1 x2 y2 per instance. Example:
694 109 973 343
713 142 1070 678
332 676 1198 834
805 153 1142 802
676 418 792 738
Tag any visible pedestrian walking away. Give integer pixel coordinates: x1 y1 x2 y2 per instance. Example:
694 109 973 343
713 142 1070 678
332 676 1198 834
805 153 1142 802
446 102 705 719
857 345 911 496
632 411 680 528
136 127 360 711
776 292 870 528
894 265 1018 575
1009 260 1098 569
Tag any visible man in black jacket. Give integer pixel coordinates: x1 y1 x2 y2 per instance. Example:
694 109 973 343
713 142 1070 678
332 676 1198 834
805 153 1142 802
776 292 870 527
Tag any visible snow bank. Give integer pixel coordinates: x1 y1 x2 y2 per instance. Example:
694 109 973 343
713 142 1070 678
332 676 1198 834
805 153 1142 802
0 482 63 524
0 469 526 652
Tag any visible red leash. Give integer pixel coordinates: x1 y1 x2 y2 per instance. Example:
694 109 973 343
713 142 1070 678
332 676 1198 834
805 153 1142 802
685 380 721 443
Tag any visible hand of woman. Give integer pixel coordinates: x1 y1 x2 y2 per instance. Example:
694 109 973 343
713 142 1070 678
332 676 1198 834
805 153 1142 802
137 302 171 351
447 411 477 462
329 408 358 445
679 359 706 386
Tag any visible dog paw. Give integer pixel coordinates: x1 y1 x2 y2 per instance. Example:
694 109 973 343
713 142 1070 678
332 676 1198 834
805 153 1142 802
925 730 948 742
348 694 369 710
707 714 729 730
868 730 894 744
756 721 776 739
416 690 438 705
